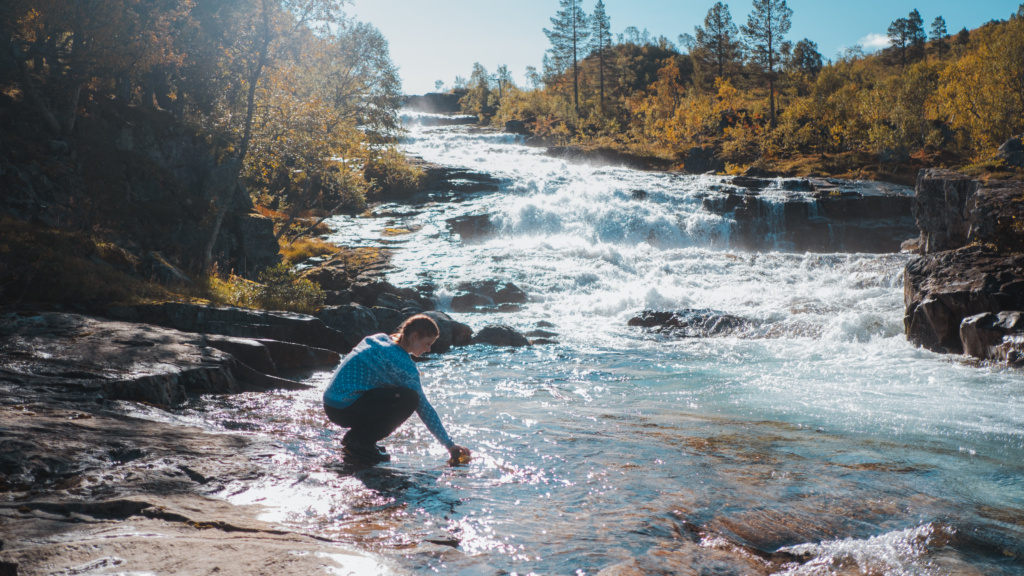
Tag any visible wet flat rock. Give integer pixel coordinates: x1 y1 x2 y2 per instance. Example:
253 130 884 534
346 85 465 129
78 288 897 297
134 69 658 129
0 405 380 576
0 311 312 406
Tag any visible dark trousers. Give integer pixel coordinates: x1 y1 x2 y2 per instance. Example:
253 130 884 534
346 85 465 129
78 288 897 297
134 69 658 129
324 387 419 445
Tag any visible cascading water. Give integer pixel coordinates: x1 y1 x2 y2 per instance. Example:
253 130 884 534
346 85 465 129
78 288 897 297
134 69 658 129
170 118 1024 575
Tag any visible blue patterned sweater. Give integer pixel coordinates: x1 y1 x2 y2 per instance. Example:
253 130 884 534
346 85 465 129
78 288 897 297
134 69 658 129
323 333 454 448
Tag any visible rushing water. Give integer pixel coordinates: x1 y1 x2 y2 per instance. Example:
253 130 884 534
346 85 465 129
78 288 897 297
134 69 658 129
179 116 1023 575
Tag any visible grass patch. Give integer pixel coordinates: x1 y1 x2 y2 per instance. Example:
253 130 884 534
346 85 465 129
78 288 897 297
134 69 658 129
279 236 339 265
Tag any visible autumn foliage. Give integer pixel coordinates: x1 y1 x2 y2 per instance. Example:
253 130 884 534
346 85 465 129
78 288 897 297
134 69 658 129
474 5 1024 180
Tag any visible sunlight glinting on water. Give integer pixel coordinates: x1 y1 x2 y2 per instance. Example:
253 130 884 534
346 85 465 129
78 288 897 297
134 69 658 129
184 119 1024 575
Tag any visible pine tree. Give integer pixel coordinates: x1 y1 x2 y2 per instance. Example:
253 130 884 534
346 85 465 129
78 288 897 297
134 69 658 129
887 17 910 67
931 15 948 58
906 9 927 61
888 9 927 67
694 2 742 81
544 0 590 116
588 0 612 110
741 0 792 126
789 38 822 76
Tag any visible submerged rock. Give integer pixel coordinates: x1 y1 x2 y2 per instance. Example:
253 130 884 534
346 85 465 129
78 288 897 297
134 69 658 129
628 309 750 338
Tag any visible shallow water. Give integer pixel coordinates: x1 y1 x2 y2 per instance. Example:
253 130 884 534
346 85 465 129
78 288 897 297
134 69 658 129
180 119 1023 575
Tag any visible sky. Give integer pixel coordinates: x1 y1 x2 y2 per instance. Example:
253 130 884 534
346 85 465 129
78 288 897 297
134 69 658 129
347 0 1023 95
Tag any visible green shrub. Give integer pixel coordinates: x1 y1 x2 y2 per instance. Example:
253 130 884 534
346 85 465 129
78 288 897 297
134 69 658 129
219 263 325 314
364 148 426 200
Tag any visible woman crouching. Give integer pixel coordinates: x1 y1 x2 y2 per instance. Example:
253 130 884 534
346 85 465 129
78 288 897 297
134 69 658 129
323 314 471 464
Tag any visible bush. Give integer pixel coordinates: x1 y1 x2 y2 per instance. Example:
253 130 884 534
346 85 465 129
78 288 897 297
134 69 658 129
363 148 426 200
206 263 325 314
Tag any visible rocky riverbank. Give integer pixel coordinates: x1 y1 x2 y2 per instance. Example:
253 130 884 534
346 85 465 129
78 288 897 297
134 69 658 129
902 170 1024 366
0 294 541 574
0 310 382 575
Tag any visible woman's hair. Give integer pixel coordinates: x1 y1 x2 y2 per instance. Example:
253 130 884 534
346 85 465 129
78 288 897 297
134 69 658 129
391 314 440 344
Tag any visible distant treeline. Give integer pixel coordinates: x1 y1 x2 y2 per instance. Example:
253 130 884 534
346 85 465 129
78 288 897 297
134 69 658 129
450 0 1024 176
1 0 405 216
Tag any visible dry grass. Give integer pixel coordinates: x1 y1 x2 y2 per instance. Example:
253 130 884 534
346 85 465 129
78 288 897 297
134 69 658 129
279 236 339 265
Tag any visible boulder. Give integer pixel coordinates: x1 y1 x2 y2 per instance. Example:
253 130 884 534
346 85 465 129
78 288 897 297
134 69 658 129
903 246 1024 353
683 146 725 174
628 309 749 338
446 214 494 241
504 120 530 135
450 280 528 312
995 134 1024 168
371 306 408 335
420 310 473 353
316 304 380 348
959 312 1024 362
471 325 530 347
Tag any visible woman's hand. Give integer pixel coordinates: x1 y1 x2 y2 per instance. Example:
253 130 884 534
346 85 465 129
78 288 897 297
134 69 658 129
447 445 471 465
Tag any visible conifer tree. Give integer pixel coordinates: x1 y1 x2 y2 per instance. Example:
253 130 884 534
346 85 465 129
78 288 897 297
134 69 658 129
588 0 612 110
741 0 792 126
888 9 927 68
694 2 742 81
930 15 948 58
906 9 927 60
789 38 822 76
544 0 589 116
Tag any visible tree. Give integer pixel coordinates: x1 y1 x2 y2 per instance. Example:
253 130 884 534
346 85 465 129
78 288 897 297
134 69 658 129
931 15 948 58
906 9 927 60
693 2 743 83
494 64 514 103
588 0 612 109
888 9 926 67
544 0 589 116
742 0 792 126
939 16 1024 155
2 0 192 135
789 38 822 76
460 62 492 118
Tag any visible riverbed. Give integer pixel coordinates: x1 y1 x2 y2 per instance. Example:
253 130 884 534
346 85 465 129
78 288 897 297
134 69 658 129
170 120 1024 575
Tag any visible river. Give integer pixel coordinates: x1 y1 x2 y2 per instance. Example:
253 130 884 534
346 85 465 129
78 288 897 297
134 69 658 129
177 117 1023 575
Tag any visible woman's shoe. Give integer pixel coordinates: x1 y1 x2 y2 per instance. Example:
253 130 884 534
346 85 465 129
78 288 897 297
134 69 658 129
343 440 390 463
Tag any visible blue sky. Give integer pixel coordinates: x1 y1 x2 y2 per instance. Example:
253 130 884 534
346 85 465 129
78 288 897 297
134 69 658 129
348 0 1022 95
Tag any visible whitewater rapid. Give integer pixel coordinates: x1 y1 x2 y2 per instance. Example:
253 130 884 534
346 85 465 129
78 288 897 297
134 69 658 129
171 118 1023 575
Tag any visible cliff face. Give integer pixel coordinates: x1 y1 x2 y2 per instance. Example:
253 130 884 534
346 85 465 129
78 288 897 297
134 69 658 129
903 170 1024 365
0 92 279 283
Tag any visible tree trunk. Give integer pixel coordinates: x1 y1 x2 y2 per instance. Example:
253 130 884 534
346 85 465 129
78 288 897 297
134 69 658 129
202 4 272 274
